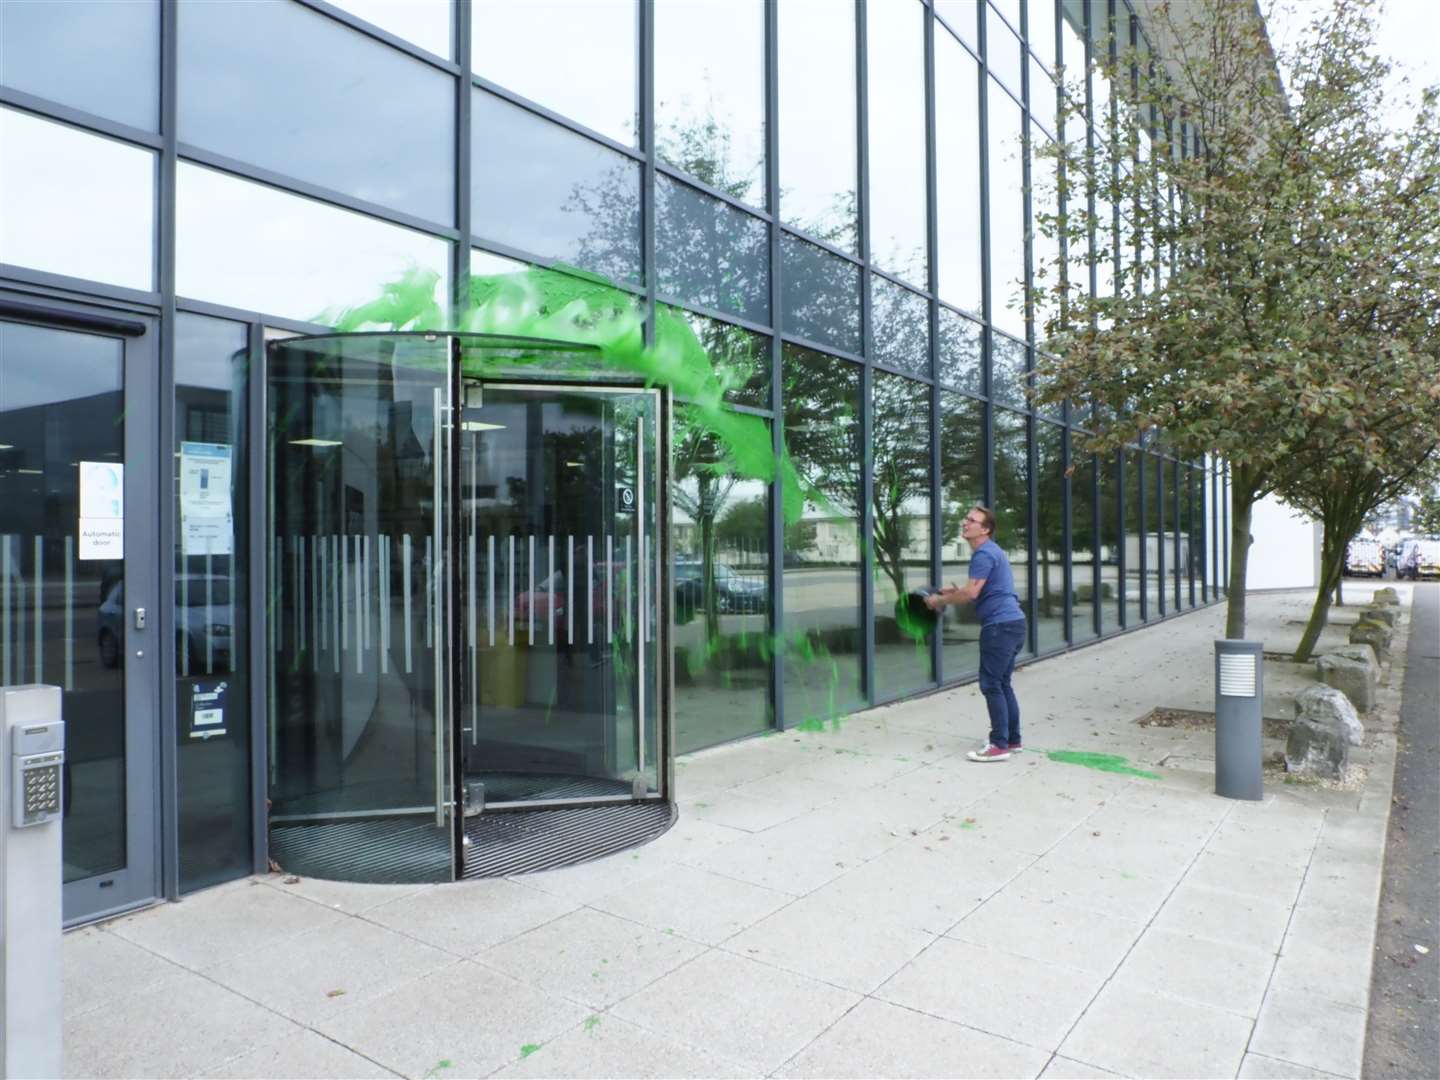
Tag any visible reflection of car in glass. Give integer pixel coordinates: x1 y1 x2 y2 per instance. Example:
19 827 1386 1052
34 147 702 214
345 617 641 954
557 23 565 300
98 576 233 670
1404 539 1440 580
1343 539 1385 578
674 559 767 614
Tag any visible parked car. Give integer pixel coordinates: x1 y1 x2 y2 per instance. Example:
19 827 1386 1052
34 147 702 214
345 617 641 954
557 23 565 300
98 575 234 671
674 559 767 614
1403 539 1440 580
1343 539 1385 578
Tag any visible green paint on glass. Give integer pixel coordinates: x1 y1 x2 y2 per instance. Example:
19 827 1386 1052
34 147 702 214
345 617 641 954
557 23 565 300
1045 750 1162 780
519 1045 541 1059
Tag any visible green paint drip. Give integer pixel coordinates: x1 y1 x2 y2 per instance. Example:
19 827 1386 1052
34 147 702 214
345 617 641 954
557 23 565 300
584 1016 602 1032
1045 750 1162 780
519 1044 541 1059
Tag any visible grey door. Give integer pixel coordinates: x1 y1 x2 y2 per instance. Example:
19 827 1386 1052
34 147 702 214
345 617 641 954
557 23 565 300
0 302 160 923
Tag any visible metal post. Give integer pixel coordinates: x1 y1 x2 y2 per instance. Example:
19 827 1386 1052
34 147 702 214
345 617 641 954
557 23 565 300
1214 639 1264 800
0 684 64 1078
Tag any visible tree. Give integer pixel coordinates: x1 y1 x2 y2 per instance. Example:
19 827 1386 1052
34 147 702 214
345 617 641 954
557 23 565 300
1414 487 1440 535
1032 0 1440 639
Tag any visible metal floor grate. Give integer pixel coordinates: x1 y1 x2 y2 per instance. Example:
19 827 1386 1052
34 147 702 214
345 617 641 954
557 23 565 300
463 801 676 879
269 800 674 884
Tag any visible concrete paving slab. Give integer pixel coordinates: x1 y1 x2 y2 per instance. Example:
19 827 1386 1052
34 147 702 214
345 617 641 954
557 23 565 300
776 997 1051 1078
63 967 298 1079
640 814 746 867
200 1029 396 1079
261 875 433 915
687 788 816 832
508 846 671 906
1007 852 1177 922
202 918 457 1027
1113 926 1275 1017
106 877 351 973
491 1014 748 1079
1249 986 1367 1077
363 876 580 956
1149 880 1293 954
62 924 187 1020
1046 818 1209 880
313 959 589 1079
1270 938 1374 1009
1237 1050 1350 1078
1037 1055 1123 1078
609 949 861 1075
1059 981 1255 1078
877 937 1105 1050
937 804 1086 857
478 907 706 1009
947 894 1147 975
586 862 793 946
720 892 935 994
779 748 930 790
725 771 852 812
1184 848 1309 904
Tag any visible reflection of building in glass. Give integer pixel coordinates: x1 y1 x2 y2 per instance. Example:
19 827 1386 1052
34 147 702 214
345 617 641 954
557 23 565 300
2 0 1232 919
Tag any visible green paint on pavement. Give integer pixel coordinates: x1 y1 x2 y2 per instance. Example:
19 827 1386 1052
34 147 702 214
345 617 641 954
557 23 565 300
1045 750 1162 780
520 1045 541 1059
584 1016 602 1033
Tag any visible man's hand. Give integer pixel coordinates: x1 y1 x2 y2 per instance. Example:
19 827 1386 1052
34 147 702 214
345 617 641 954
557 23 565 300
924 591 944 611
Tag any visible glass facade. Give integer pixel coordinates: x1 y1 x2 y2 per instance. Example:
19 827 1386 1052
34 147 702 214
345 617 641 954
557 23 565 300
1 0 1227 911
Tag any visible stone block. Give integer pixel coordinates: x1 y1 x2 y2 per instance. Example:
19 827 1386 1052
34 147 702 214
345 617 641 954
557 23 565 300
1295 684 1364 746
1361 605 1397 627
1314 651 1376 712
1372 587 1400 606
1285 718 1348 779
1348 620 1391 664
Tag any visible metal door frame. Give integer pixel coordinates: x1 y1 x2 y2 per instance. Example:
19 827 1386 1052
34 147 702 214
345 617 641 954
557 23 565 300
0 294 163 925
450 377 672 829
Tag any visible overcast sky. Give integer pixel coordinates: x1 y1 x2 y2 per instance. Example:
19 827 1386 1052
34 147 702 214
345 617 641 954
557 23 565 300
1265 0 1440 126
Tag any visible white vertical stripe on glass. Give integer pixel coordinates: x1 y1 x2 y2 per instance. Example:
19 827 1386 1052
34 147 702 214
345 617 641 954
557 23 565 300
354 536 363 675
528 534 535 645
292 537 301 665
64 536 74 691
32 536 41 682
587 534 595 645
425 534 433 648
1 535 11 685
341 533 350 653
567 534 574 645
626 534 633 642
507 534 515 646
180 566 190 677
547 534 555 645
312 534 321 671
403 533 413 673
606 534 614 644
332 536 340 673
380 534 390 675
487 533 496 648
468 532 477 650
206 539 214 673
362 535 371 650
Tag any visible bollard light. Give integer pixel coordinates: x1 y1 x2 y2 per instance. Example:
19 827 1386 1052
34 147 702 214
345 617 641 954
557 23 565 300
1214 640 1264 800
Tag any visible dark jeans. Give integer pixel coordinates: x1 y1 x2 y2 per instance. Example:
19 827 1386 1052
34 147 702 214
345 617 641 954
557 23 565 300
978 618 1026 749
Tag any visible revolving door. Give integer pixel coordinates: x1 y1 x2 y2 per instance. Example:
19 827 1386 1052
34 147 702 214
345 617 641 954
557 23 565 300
265 333 672 882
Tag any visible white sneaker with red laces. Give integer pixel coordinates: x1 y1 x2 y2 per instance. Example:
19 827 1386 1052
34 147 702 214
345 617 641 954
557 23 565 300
967 744 1012 762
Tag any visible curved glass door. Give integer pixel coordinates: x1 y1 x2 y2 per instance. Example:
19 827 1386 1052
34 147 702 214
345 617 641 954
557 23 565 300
457 383 662 809
266 335 454 880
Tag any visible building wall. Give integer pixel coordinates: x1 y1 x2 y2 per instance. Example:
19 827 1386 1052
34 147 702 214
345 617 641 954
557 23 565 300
1247 494 1322 591
0 0 1227 909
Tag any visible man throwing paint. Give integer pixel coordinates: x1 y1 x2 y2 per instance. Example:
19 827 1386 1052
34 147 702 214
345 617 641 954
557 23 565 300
926 505 1027 761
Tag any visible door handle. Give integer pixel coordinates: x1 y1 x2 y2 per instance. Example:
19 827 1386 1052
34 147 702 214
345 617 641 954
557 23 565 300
134 607 147 631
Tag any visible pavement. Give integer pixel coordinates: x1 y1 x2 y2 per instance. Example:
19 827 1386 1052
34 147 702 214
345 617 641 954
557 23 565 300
61 584 1420 1079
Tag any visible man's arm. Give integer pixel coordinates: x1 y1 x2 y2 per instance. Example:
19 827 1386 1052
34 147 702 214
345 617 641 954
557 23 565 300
929 577 986 608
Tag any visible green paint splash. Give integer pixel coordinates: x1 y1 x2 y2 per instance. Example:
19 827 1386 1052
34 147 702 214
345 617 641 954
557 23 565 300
1045 750 1162 780
519 1044 541 1059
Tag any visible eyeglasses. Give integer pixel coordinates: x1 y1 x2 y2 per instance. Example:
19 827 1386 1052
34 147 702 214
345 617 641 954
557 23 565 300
962 516 984 525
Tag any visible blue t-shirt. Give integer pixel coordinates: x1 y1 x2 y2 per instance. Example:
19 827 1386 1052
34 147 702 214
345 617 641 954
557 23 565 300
969 539 1025 626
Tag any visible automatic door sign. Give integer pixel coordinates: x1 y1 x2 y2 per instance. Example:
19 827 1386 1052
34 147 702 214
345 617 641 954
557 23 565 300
618 486 636 514
189 680 229 740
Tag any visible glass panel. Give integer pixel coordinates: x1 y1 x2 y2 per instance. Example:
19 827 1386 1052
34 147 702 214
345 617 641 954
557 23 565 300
1189 467 1205 607
176 162 450 323
459 386 661 802
782 345 863 724
1034 420 1065 651
935 0 979 51
778 0 858 252
935 28 983 314
781 235 861 356
655 0 765 208
992 0 1022 29
174 314 251 893
0 107 155 292
985 4 1023 96
1030 0 1057 71
327 0 453 57
1100 450 1122 631
987 82 1027 338
655 176 769 324
178 0 454 224
1149 452 1165 617
267 335 452 882
0 321 126 882
1030 57 1056 137
871 277 930 377
1032 131 1061 352
867 0 929 285
990 332 1028 408
661 308 770 410
0 0 159 130
674 407 771 752
1069 448 1099 642
940 392 985 678
472 0 637 145
1124 449 1144 620
1061 8 1087 105
992 407 1030 652
938 307 983 394
872 373 932 697
472 90 641 286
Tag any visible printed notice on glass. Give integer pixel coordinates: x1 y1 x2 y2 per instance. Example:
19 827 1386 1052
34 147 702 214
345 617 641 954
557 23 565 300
180 442 234 556
78 461 124 560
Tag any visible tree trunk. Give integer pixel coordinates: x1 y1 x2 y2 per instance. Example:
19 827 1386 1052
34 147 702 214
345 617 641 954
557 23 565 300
1295 534 1346 662
1224 486 1256 639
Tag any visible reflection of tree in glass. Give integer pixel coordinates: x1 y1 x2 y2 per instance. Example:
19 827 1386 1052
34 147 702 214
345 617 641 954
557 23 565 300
869 373 930 599
992 408 1030 562
1034 422 1065 614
